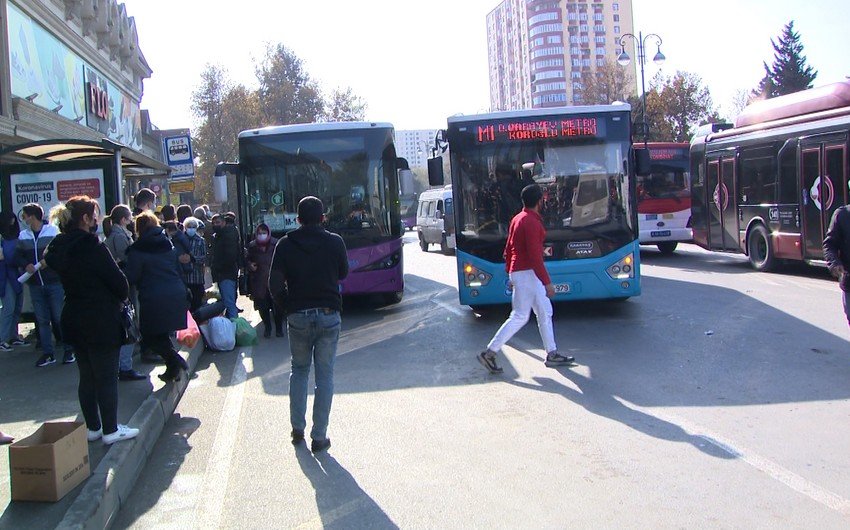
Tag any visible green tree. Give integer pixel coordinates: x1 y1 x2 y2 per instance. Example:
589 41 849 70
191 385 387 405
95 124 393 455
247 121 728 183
755 21 818 99
323 87 367 122
579 58 635 105
190 64 260 204
255 44 324 126
632 71 718 142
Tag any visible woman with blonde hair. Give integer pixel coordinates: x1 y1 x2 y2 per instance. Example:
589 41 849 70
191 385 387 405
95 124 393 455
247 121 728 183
44 196 139 445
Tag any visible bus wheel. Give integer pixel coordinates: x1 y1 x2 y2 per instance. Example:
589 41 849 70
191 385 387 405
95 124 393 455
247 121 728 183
747 224 776 272
419 234 429 252
384 291 403 305
657 242 678 254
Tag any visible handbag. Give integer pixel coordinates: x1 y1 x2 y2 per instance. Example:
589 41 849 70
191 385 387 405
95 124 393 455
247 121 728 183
121 300 141 345
238 270 250 296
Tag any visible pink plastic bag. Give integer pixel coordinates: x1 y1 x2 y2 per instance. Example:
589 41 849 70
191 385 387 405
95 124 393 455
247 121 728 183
176 311 200 349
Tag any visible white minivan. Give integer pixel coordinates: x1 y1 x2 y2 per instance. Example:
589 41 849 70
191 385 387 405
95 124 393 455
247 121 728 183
416 185 455 254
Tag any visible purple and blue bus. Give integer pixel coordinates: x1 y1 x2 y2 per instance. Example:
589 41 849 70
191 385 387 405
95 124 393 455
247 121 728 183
234 122 406 304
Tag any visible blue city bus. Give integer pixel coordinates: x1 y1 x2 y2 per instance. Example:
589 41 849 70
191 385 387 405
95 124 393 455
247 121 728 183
428 105 647 307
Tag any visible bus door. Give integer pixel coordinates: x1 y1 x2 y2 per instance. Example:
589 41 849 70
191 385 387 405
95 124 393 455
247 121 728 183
801 139 849 258
706 155 738 250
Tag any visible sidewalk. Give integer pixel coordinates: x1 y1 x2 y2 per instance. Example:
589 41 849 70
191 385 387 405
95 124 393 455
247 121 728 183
0 325 205 529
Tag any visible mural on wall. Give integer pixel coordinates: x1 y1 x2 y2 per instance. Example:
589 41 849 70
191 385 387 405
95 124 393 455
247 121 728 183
8 2 86 123
7 2 142 150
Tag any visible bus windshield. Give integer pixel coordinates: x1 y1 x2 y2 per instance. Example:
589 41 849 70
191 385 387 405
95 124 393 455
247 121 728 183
453 138 634 261
239 127 401 249
636 144 690 214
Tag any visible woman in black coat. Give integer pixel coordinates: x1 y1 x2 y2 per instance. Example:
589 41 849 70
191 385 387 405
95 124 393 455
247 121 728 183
124 212 190 382
44 196 139 445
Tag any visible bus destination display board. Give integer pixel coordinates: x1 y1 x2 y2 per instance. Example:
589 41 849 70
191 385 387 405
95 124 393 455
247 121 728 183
648 147 687 160
473 117 605 144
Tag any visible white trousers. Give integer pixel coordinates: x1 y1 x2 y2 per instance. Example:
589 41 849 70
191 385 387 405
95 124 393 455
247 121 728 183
487 269 557 354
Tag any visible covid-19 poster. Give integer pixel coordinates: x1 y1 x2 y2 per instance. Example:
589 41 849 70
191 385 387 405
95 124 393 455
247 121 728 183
10 168 106 226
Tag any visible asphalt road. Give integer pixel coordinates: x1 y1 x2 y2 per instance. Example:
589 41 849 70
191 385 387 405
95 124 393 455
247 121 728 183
115 234 850 529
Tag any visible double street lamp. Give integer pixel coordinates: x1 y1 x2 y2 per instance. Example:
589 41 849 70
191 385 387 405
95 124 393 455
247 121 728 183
617 31 665 139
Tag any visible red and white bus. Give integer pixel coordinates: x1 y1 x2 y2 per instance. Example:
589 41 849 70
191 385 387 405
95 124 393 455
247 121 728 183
636 142 692 254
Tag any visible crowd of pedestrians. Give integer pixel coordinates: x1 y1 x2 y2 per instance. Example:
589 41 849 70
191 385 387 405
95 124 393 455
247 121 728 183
0 187 275 446
0 188 353 453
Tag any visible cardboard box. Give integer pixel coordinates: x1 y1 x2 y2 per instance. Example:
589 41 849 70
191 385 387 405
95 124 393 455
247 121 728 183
9 421 90 502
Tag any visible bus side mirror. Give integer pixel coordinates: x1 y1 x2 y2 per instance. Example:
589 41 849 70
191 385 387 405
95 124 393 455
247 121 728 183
398 169 415 195
214 162 239 202
428 156 444 186
635 148 652 177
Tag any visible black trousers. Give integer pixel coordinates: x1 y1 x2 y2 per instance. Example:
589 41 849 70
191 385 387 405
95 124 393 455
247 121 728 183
255 296 283 332
141 333 183 370
188 283 205 313
75 344 120 435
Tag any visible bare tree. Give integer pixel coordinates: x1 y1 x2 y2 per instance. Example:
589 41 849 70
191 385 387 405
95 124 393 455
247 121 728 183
579 58 635 105
322 87 367 122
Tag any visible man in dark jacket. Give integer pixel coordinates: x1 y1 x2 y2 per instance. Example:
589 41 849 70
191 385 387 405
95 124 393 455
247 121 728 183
16 203 74 367
269 196 348 453
210 212 243 319
824 205 850 327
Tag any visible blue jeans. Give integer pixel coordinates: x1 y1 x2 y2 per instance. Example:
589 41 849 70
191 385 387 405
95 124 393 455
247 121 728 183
288 309 341 440
29 282 67 357
0 285 23 343
219 279 238 319
843 290 849 326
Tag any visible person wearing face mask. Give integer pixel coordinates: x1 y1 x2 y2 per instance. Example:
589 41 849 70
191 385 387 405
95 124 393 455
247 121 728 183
103 205 146 382
16 203 74 367
246 223 281 338
182 217 208 312
44 196 139 445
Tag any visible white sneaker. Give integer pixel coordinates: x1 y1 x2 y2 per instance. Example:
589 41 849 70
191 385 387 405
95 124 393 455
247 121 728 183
102 425 139 445
87 429 102 442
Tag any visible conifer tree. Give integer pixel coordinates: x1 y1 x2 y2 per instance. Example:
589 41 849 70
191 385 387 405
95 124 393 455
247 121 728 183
756 21 817 99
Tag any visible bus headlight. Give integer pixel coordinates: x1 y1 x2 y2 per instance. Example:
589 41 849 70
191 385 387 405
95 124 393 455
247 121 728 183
606 253 635 280
356 252 401 272
463 263 492 288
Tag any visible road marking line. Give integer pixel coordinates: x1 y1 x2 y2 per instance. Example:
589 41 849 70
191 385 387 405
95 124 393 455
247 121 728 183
434 299 466 317
194 348 252 529
615 398 850 517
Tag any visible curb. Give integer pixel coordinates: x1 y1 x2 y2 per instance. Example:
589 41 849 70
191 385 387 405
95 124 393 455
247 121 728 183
55 340 205 530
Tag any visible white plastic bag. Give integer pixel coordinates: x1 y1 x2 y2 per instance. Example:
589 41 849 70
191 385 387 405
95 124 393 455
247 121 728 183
199 316 236 351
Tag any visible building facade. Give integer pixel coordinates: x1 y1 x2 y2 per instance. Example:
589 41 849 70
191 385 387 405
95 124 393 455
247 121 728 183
487 0 636 111
394 129 439 169
0 0 170 211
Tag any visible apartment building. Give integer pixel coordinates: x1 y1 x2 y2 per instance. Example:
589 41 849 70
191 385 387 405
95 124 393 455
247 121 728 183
394 129 440 169
487 0 636 110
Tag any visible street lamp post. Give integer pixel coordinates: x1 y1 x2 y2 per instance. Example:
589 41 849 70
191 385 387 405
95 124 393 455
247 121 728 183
617 31 665 140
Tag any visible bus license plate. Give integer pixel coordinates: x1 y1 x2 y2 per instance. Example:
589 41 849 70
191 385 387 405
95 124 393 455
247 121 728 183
646 214 658 220
553 283 570 294
651 230 671 237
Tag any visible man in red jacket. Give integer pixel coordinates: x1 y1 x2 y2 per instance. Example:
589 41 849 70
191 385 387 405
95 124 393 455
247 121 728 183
478 184 574 373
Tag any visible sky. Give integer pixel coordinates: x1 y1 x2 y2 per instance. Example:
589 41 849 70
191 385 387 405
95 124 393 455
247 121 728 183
121 0 850 133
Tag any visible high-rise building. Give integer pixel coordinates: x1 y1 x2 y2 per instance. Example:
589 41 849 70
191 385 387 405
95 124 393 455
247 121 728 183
394 129 440 169
487 0 636 111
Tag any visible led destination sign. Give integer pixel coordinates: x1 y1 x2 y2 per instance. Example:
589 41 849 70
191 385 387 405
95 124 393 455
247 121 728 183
475 117 604 144
649 148 687 160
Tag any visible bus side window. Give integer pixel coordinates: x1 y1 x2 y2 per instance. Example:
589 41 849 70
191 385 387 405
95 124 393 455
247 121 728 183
778 145 798 204
740 148 775 204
